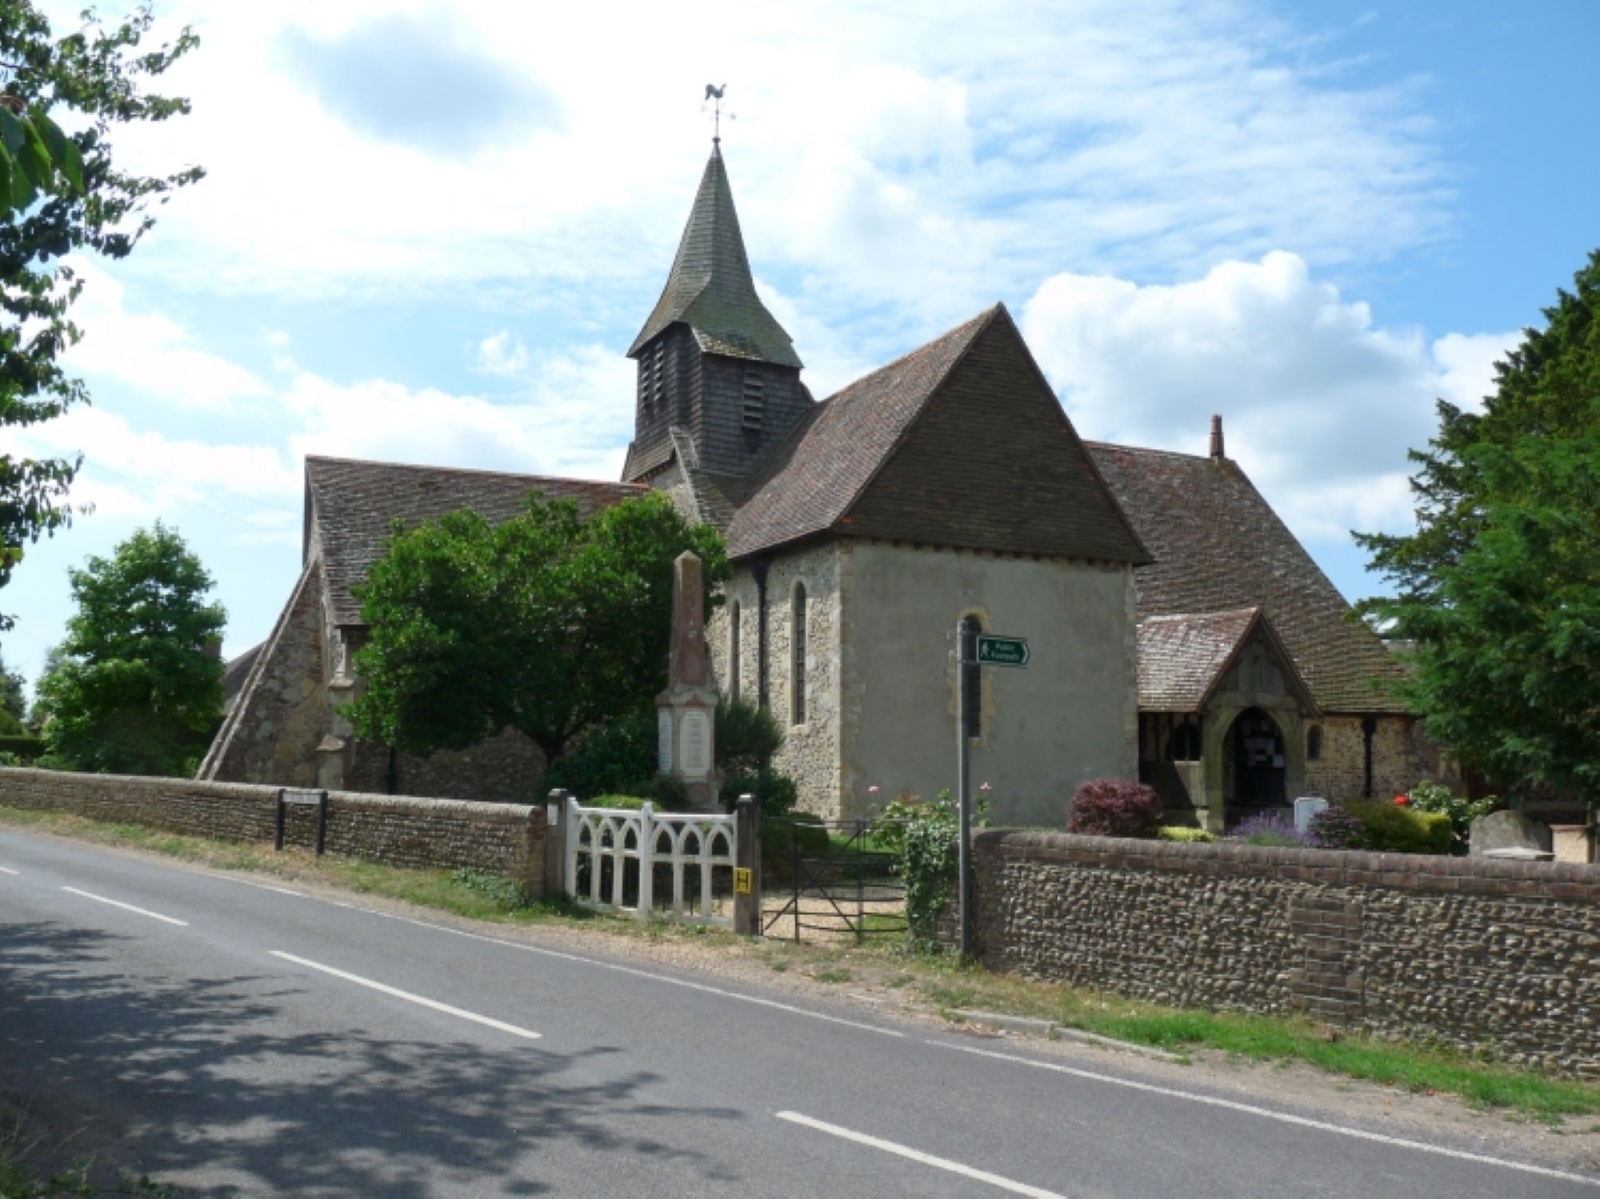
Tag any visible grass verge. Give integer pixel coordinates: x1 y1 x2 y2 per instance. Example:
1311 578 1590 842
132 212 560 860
5 802 1598 1124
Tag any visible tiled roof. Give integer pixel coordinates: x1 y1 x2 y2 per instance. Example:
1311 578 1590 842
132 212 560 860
1136 607 1315 713
627 146 802 370
1087 443 1409 714
221 642 263 715
727 306 1149 563
726 310 989 556
306 456 643 627
1137 608 1259 711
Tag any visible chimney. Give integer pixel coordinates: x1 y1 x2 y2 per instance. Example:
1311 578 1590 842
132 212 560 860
1209 414 1224 460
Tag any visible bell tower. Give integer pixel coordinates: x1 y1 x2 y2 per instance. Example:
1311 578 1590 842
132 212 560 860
623 143 810 482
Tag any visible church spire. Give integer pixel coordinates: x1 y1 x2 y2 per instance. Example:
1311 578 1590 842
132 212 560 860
628 145 802 369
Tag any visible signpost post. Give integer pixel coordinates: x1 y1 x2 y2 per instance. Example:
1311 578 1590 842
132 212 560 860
956 627 1029 962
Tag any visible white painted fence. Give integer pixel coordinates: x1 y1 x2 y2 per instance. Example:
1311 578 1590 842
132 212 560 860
564 799 737 927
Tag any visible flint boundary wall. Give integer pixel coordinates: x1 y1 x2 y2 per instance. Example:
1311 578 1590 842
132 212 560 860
971 830 1600 1074
0 767 544 885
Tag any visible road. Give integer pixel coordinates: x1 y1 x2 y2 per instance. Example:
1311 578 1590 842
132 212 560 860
2 827 1594 1197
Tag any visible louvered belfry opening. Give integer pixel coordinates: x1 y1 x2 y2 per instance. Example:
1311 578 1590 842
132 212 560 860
741 369 764 430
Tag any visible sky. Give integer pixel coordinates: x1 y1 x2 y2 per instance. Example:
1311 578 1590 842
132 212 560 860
1 0 1597 690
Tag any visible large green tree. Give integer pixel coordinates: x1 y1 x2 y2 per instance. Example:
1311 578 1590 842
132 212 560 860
351 491 730 764
36 521 225 774
1 3 202 628
0 648 26 733
1356 249 1600 797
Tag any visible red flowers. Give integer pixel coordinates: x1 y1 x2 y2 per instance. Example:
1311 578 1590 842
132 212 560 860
1393 794 1411 806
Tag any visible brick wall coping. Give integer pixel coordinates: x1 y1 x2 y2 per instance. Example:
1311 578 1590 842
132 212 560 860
973 829 1600 902
2 767 536 823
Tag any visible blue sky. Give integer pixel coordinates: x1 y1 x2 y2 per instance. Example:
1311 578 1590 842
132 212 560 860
2 0 1596 690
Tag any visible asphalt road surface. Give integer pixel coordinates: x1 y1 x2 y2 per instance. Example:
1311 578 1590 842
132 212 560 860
2 827 1595 1197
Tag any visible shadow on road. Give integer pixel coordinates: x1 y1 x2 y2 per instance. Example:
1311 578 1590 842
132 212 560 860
1 918 745 1195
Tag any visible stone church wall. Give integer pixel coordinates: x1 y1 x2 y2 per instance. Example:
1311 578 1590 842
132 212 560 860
1303 715 1430 801
343 729 546 806
968 829 1600 1074
0 767 545 883
709 540 1140 823
201 563 328 789
840 541 1137 826
204 558 544 806
708 542 843 817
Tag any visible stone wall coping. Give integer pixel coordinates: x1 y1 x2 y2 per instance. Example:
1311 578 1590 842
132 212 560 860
1 767 535 823
974 828 1600 899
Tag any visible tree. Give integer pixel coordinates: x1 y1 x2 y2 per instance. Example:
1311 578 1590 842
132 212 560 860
0 648 25 733
1 4 202 629
351 491 730 765
0 85 83 214
35 521 225 774
1355 249 1600 797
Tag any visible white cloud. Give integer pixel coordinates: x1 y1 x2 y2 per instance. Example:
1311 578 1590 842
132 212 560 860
285 344 634 482
1433 331 1516 413
62 260 269 410
93 0 1446 327
1021 251 1519 542
4 405 300 534
474 331 531 377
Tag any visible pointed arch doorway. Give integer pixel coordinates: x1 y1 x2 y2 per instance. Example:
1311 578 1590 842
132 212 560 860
1228 706 1287 809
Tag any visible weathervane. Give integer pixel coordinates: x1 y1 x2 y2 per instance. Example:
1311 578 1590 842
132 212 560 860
702 83 734 144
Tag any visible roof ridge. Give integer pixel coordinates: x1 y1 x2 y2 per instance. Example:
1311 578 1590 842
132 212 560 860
821 306 1000 404
1141 606 1261 625
1082 440 1215 464
305 455 644 490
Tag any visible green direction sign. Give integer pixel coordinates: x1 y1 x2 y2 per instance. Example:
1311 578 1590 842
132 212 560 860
975 634 1030 668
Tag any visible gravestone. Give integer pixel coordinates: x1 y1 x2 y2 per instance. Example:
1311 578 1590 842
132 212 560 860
1469 809 1554 859
657 551 718 810
1293 796 1328 833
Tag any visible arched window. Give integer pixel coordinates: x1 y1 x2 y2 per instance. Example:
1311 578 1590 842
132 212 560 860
1307 724 1323 762
963 614 983 739
791 583 807 726
732 598 742 701
728 600 741 701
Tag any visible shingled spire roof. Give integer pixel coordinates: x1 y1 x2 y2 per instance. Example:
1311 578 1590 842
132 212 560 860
627 145 802 369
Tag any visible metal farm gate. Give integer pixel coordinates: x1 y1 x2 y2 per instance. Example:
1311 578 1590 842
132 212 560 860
761 818 906 944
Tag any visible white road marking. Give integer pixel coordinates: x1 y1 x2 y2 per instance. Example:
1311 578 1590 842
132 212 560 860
269 950 541 1041
61 886 188 926
0 865 18 875
937 1042 1600 1188
777 1111 1066 1197
363 908 905 1038
209 875 306 898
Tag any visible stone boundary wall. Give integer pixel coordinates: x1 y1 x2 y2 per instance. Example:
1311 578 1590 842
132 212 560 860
971 830 1600 1073
0 767 544 884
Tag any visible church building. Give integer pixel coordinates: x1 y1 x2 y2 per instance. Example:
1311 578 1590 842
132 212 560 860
201 143 1429 829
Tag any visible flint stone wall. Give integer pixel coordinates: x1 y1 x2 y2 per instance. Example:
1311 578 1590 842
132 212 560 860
971 829 1600 1074
0 767 544 883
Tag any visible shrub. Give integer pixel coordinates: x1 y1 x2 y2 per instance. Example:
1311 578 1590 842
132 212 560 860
622 773 689 811
720 768 798 818
1307 805 1367 849
1066 779 1163 838
587 794 650 811
1308 801 1452 854
1348 800 1453 854
762 814 830 857
542 708 656 800
1231 810 1311 848
1158 826 1214 843
715 696 784 776
1406 780 1498 852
